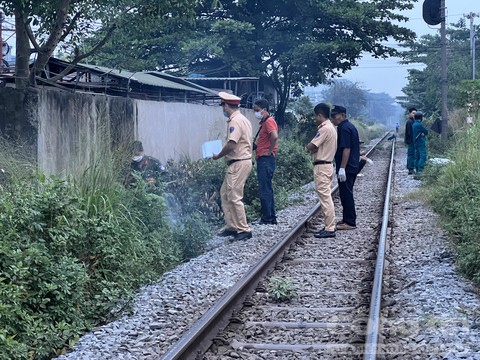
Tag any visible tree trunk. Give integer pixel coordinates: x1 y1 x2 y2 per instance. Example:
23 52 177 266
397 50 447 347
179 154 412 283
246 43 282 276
31 0 71 81
14 10 31 90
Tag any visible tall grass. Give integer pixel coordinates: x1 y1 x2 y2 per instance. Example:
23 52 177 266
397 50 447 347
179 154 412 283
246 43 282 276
0 121 207 358
428 119 480 284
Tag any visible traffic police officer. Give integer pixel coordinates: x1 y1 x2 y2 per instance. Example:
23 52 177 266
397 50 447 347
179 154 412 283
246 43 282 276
213 92 253 241
306 103 337 238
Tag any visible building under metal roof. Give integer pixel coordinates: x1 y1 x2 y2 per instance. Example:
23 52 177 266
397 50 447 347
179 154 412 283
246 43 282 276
38 58 219 104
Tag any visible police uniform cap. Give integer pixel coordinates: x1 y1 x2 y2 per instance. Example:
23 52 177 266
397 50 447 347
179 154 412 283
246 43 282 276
414 112 423 120
330 105 347 116
218 91 241 105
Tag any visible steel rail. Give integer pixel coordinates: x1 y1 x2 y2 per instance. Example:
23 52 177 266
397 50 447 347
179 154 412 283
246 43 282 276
161 132 393 360
363 137 396 359
160 202 319 360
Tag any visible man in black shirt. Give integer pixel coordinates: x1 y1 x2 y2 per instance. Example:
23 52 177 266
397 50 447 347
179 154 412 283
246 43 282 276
331 105 360 230
404 107 417 175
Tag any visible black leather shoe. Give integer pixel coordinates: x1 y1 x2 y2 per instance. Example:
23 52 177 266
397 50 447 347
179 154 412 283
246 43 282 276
233 231 252 241
217 229 237 237
313 230 336 238
259 219 277 225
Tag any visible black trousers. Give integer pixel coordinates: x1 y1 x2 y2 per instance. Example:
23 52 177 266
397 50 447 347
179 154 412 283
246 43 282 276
338 172 357 226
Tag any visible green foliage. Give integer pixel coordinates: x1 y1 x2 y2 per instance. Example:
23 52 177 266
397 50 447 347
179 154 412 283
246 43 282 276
274 136 312 190
267 276 298 302
350 119 386 143
166 158 226 223
0 133 208 359
4 0 201 88
87 0 200 71
172 213 211 261
321 80 367 119
428 123 480 284
0 176 94 359
287 96 314 121
452 80 480 119
89 0 416 124
402 20 479 117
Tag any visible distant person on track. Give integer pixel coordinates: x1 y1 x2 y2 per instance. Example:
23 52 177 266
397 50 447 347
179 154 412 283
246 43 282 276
253 99 279 225
404 107 417 175
213 92 253 242
412 111 429 175
330 105 360 231
306 103 337 238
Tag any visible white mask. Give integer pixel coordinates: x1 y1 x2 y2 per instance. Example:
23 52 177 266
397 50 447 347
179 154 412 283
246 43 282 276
255 111 263 119
133 155 143 162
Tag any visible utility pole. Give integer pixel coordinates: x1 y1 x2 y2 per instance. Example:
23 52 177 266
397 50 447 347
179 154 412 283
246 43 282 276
422 0 448 139
464 12 479 80
0 9 5 74
440 0 448 141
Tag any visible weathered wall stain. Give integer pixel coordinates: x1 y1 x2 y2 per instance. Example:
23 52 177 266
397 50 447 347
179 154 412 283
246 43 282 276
0 87 257 176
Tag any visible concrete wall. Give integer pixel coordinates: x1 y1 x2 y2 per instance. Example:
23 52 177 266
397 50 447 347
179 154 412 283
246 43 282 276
136 100 257 163
36 88 135 175
0 87 38 142
0 87 257 176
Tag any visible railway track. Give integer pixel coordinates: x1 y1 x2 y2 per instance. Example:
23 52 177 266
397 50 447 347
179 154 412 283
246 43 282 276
161 134 395 360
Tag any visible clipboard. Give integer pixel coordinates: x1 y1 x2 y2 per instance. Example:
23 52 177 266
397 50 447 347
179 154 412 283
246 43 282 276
202 140 222 159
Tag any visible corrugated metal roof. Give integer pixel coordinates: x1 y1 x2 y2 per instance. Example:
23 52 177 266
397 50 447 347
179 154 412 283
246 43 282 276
146 71 218 95
77 63 214 94
180 76 259 81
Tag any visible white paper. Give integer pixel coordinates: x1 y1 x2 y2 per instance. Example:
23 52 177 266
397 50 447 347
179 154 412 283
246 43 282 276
202 140 222 159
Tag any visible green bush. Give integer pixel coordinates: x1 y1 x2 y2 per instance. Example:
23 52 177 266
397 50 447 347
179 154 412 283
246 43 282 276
428 124 480 284
0 176 94 359
0 154 186 359
166 158 225 223
350 119 387 143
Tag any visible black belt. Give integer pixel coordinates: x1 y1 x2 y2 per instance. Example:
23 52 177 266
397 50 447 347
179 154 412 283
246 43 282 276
314 160 332 165
227 158 251 166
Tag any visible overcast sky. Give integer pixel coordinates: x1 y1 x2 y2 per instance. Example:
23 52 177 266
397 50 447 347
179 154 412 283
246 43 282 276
342 0 480 98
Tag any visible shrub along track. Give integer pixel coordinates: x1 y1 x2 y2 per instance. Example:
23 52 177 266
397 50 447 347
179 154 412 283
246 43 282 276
161 136 394 360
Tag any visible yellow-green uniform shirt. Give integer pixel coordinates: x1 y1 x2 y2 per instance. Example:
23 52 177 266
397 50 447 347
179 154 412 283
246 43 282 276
309 120 337 162
224 110 253 161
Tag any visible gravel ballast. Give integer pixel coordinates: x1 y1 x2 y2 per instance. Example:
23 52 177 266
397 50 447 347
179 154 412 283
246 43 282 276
57 144 480 360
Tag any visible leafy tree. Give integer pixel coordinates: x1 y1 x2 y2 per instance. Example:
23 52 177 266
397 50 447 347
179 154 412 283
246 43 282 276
321 80 368 119
401 19 479 117
288 95 314 121
86 2 198 71
1 0 198 89
452 80 480 119
364 91 400 125
181 0 416 126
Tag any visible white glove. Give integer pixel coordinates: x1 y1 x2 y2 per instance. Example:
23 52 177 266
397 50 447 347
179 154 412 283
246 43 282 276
338 168 346 182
